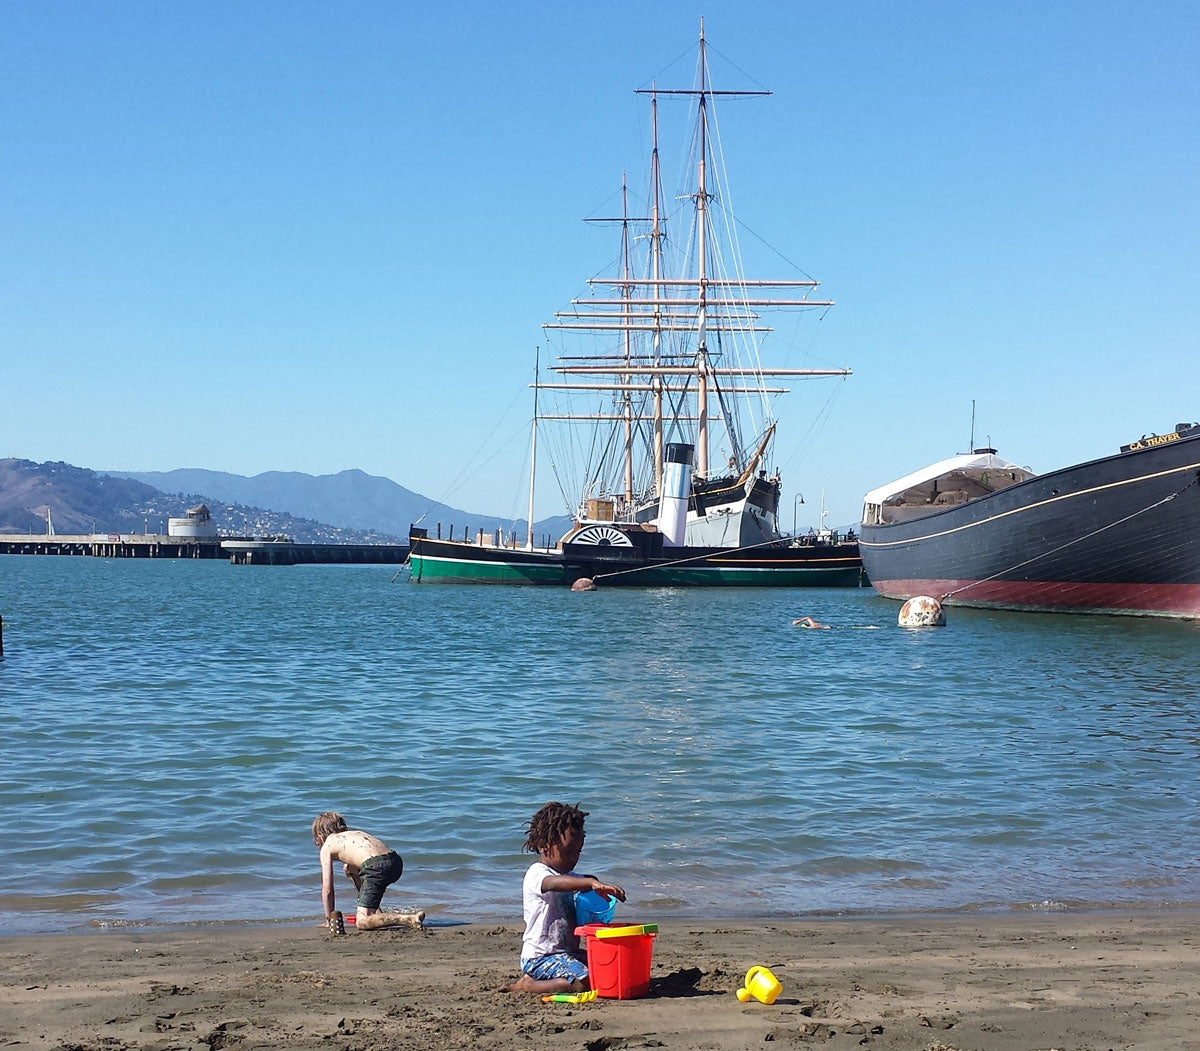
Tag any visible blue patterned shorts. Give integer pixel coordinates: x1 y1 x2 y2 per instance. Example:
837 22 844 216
521 951 589 983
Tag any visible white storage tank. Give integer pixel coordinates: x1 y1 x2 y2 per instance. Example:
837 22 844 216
168 504 218 538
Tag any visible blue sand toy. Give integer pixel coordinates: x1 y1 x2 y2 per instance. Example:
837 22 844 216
574 889 617 925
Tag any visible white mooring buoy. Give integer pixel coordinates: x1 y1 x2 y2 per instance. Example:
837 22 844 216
898 595 946 627
571 577 597 592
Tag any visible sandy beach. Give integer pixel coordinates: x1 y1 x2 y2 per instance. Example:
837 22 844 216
3 911 1198 1050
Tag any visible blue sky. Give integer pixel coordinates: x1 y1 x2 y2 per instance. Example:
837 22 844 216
3 2 1197 529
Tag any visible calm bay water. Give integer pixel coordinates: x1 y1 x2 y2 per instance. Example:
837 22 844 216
1 555 1198 935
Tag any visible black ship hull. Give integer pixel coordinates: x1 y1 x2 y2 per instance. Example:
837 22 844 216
859 430 1200 618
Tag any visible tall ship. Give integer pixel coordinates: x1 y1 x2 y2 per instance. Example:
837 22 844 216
409 22 862 587
858 422 1200 617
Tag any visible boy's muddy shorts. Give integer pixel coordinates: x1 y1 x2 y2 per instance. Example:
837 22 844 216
356 851 404 909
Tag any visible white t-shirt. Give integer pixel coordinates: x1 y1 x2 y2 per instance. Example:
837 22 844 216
521 861 582 963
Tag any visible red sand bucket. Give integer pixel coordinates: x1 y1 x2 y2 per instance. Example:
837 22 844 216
575 923 658 999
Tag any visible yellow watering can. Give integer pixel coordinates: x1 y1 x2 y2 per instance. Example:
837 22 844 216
736 964 782 1004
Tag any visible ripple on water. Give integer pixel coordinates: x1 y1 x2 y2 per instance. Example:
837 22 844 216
3 559 1200 930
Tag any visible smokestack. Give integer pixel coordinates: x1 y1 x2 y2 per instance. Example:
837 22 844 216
657 442 693 546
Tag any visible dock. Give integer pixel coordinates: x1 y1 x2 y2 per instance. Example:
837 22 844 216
221 540 409 565
0 534 409 566
0 533 225 558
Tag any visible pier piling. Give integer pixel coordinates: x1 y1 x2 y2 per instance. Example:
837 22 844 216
0 534 408 567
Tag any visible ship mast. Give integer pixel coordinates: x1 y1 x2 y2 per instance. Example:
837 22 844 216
538 18 850 518
574 182 654 513
650 86 665 498
629 16 781 481
620 172 634 504
526 349 539 550
695 19 711 478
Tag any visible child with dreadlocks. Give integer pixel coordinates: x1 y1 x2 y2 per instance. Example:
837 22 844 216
505 800 627 994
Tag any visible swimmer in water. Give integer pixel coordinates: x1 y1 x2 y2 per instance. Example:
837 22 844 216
792 616 830 629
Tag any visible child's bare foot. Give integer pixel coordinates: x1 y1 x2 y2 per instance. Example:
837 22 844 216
502 973 540 993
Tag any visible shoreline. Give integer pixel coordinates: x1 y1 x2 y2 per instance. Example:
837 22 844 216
4 911 1198 1050
10 893 1200 938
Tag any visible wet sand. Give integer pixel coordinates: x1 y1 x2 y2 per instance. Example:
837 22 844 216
3 911 1199 1050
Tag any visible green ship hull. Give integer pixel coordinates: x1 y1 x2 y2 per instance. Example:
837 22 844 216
407 535 863 588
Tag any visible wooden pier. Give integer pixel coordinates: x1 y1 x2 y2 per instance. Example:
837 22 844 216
0 533 225 558
0 534 409 566
221 540 409 565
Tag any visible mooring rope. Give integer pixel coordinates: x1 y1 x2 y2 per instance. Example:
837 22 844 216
593 533 823 582
940 471 1200 602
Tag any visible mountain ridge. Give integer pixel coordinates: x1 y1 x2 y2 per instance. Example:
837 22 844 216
1 458 570 542
106 466 569 539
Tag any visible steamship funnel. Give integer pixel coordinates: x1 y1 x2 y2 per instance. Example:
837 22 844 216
657 443 694 547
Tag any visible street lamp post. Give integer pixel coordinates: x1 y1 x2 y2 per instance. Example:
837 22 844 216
792 493 805 536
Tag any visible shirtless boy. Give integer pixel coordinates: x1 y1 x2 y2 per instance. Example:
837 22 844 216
311 811 425 931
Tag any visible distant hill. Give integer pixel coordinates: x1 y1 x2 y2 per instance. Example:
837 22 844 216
107 467 571 541
0 458 401 543
0 458 573 543
0 459 164 535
